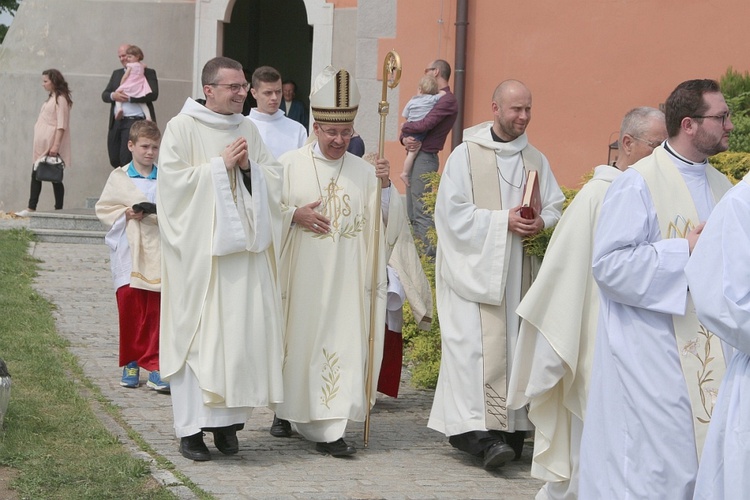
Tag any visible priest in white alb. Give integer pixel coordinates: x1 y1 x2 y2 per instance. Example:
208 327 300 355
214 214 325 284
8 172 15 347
269 66 405 457
507 107 667 499
157 57 285 462
579 79 734 499
428 80 564 470
686 173 750 500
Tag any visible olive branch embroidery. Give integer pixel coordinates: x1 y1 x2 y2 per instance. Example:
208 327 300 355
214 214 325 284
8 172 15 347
320 348 341 409
682 325 718 424
311 214 366 242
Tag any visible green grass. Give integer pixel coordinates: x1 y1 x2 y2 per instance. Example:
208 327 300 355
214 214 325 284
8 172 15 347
0 228 177 500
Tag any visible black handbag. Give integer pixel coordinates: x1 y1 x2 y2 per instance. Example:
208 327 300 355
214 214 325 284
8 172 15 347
34 155 65 183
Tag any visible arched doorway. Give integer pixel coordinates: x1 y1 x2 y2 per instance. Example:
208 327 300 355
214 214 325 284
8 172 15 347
223 0 312 114
193 0 333 102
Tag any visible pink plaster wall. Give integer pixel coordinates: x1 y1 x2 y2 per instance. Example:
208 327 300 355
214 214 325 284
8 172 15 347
383 0 750 189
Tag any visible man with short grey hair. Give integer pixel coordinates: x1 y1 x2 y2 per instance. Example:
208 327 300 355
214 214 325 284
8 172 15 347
508 106 667 498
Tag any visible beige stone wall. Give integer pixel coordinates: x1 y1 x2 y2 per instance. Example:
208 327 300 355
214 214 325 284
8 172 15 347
352 0 399 157
0 0 195 212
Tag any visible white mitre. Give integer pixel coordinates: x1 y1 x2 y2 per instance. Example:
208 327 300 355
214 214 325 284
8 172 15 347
309 66 360 124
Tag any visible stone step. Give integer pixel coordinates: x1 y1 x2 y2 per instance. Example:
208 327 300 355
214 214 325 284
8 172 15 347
28 210 107 232
33 228 106 245
27 209 107 244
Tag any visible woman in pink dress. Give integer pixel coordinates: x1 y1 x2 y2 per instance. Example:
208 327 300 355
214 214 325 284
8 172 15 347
16 69 72 216
114 45 152 120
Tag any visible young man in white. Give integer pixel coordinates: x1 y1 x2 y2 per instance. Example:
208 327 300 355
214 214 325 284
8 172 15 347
247 66 307 160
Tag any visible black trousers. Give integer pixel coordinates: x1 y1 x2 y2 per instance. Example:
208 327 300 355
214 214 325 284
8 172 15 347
28 168 64 210
107 116 144 168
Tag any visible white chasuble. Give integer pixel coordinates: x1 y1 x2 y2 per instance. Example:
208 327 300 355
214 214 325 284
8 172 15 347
428 122 564 437
687 175 750 500
579 145 731 500
507 165 620 494
272 144 404 433
157 98 285 410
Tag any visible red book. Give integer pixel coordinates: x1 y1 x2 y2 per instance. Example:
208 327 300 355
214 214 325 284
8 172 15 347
520 170 541 220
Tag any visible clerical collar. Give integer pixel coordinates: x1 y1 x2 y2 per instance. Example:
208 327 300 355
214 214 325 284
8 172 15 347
663 140 707 166
490 127 510 143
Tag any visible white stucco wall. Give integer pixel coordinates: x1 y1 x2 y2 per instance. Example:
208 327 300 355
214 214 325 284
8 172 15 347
0 0 194 212
353 0 399 156
0 0 395 212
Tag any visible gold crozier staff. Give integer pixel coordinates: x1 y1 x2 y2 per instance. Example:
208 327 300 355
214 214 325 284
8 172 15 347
364 50 402 448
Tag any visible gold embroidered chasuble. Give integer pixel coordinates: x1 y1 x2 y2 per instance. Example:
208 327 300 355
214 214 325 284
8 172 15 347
633 146 731 454
273 144 404 425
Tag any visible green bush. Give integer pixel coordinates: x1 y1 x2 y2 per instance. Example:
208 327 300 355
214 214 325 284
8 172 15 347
720 67 750 153
402 172 442 388
710 151 750 183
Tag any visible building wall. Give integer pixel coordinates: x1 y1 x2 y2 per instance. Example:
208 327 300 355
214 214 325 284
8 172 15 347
0 0 195 212
385 0 750 189
5 0 746 212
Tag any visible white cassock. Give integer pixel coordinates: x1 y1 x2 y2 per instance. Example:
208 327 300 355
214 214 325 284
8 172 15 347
579 145 731 499
272 142 405 443
158 98 285 437
428 122 564 437
686 176 750 500
247 109 307 160
508 164 621 500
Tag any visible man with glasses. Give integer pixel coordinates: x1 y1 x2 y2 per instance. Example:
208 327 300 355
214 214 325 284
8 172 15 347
507 107 666 498
247 66 307 159
399 59 458 256
579 80 734 498
269 66 405 457
157 57 285 461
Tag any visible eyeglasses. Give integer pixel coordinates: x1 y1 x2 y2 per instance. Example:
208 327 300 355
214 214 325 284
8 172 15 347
631 136 662 150
691 111 732 127
318 126 353 139
209 82 250 93
424 67 437 73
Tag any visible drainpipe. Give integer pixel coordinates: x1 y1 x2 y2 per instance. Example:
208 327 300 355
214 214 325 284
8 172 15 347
452 0 469 149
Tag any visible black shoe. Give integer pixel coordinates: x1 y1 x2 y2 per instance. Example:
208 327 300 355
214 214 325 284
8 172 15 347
210 425 239 455
316 438 356 457
501 431 525 460
482 442 515 470
180 432 211 461
270 415 292 438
